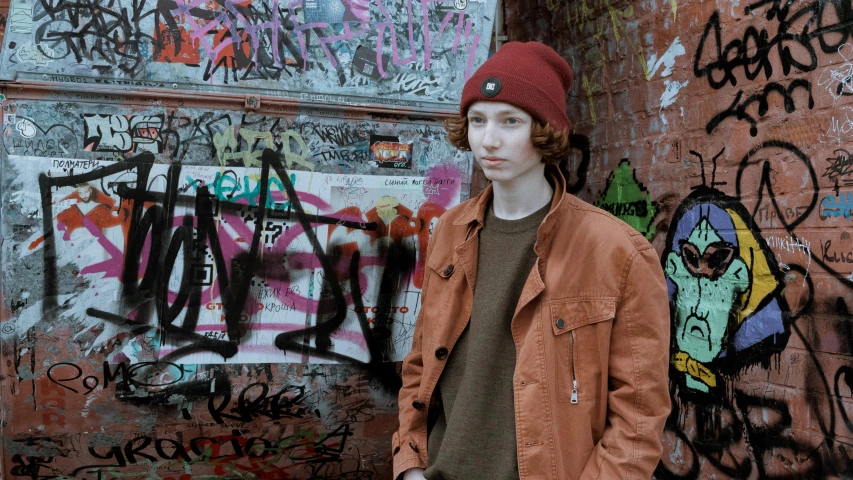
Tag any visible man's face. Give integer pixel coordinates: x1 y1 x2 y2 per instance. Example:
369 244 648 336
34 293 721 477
77 185 93 203
466 101 543 185
665 218 748 391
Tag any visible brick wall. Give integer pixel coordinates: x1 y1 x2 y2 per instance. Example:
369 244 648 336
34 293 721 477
504 0 853 477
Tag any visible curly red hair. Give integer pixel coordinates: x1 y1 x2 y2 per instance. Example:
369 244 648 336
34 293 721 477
443 116 570 165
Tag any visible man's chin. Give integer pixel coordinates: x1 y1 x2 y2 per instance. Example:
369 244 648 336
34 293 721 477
481 168 510 182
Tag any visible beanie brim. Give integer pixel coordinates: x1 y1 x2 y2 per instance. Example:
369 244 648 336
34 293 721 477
459 42 574 136
461 71 571 135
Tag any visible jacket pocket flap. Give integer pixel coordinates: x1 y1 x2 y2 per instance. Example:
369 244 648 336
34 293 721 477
548 299 616 335
427 250 456 278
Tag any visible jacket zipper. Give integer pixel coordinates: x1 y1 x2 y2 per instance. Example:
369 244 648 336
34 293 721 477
570 331 578 404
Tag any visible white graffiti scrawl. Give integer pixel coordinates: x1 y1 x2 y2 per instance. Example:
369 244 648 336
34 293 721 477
82 114 164 153
16 43 55 67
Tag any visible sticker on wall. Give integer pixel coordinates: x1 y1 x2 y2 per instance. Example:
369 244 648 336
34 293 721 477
454 0 468 10
353 46 390 80
304 0 369 23
304 0 347 23
5 150 464 364
369 135 412 169
596 159 658 239
17 43 55 67
15 119 37 138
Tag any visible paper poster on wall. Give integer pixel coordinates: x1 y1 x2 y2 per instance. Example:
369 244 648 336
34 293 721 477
5 154 463 364
11 156 320 364
314 173 460 361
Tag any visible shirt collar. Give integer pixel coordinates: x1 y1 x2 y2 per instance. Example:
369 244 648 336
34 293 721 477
452 165 568 255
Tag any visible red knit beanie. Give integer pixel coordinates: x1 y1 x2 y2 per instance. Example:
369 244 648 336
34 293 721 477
460 41 574 135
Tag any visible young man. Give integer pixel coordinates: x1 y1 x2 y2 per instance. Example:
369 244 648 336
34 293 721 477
392 42 670 480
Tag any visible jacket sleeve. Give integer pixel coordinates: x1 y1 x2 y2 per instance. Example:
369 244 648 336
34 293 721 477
580 244 671 480
392 217 444 479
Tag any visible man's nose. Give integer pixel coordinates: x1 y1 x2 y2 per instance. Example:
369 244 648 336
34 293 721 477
481 123 500 149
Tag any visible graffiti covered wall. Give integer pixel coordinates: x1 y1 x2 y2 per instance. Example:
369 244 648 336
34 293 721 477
504 0 853 477
0 0 494 109
16 0 853 476
0 0 495 475
0 95 468 479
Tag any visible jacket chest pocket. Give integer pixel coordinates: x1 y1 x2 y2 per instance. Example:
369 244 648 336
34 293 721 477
545 299 616 404
423 253 465 336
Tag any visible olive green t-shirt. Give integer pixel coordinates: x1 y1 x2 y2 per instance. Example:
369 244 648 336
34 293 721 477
424 201 549 480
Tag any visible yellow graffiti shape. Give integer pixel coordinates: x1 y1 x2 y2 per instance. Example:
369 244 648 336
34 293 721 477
213 126 239 166
672 351 717 387
570 0 594 30
545 0 563 13
582 48 607 125
545 0 593 31
213 127 316 173
237 128 275 168
726 208 780 325
606 1 651 80
280 130 315 172
582 74 600 125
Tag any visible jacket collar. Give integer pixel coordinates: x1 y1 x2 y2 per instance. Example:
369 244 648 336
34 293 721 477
452 165 568 256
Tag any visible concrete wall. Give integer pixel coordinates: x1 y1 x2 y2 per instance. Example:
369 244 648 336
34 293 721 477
505 0 853 477
0 0 495 476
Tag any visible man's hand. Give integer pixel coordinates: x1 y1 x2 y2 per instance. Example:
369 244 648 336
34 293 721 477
402 467 426 480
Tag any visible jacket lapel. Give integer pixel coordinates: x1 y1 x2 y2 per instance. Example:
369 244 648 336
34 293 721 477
514 259 545 316
452 166 569 317
455 231 479 299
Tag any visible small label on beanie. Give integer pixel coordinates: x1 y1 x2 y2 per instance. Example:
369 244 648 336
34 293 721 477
481 77 501 97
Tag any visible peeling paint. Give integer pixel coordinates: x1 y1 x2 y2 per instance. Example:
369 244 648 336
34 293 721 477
647 37 685 79
660 79 688 109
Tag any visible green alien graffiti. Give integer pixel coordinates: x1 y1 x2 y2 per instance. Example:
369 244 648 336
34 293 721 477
663 187 789 395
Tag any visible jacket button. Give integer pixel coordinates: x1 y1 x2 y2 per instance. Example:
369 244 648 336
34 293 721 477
412 400 426 410
435 347 449 359
409 442 419 453
556 318 565 329
443 264 455 276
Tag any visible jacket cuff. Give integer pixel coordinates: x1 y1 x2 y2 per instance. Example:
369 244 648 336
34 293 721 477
392 441 426 479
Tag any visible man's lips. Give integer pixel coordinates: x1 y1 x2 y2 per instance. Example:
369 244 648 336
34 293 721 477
481 156 506 166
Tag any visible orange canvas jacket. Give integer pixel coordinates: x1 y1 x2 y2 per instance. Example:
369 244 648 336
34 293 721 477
393 166 671 479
